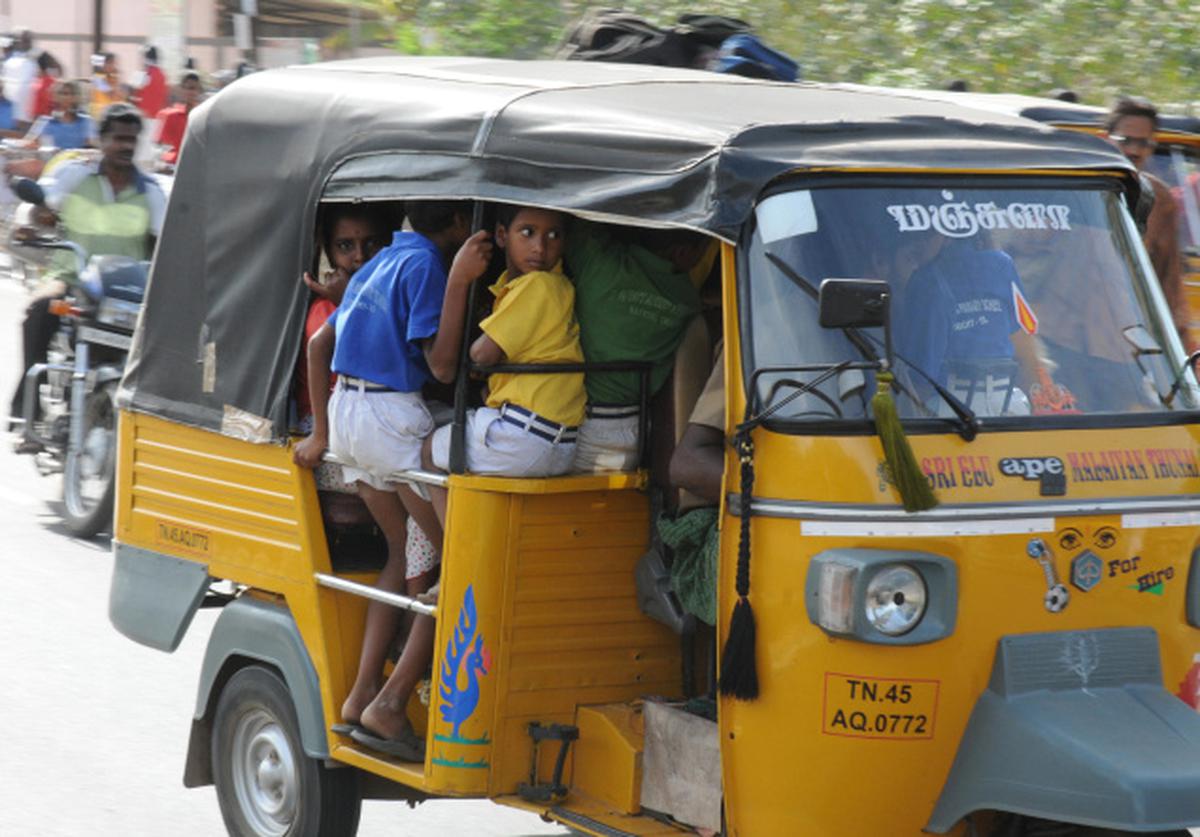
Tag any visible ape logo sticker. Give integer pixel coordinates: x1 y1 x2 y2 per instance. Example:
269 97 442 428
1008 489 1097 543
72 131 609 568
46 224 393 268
1000 456 1064 481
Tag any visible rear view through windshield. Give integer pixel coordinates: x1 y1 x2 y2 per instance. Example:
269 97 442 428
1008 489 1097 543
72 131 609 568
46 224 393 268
744 182 1198 426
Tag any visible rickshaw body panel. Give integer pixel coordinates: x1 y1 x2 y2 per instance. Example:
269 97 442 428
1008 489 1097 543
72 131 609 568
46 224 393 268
425 474 678 797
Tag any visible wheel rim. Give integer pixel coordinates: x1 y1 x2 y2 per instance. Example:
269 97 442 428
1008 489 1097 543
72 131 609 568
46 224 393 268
64 389 115 517
230 707 299 836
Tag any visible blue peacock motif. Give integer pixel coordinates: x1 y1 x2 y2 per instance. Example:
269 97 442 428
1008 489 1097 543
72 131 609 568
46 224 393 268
438 585 492 744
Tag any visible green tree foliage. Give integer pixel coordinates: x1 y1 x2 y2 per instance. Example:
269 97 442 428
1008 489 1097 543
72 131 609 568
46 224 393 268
352 0 1200 108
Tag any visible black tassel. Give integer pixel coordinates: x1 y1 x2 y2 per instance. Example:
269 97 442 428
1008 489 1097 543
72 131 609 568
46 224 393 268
719 431 759 700
719 596 758 699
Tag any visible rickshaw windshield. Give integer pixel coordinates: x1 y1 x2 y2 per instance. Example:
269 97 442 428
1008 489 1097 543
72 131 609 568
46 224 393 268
743 179 1200 428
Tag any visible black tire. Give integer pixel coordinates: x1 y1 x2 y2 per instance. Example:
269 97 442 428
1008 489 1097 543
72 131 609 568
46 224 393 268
61 382 116 538
212 666 361 837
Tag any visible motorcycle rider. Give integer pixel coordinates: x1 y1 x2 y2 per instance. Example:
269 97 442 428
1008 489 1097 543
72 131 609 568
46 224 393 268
8 102 165 447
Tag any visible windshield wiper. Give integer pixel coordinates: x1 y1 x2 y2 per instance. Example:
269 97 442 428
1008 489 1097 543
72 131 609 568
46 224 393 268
762 250 978 440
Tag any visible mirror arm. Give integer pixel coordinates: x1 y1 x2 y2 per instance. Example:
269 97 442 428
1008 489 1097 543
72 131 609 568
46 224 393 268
1163 350 1200 407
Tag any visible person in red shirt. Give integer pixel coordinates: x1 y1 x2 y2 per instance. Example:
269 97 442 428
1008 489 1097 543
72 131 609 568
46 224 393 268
295 204 390 427
152 70 202 166
135 45 167 117
30 51 59 119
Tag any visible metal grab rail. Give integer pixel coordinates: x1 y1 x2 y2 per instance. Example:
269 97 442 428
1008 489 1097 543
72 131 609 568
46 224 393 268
314 572 436 617
318 452 449 489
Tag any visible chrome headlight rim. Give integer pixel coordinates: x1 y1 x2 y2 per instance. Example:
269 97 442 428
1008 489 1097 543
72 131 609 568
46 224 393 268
864 562 928 637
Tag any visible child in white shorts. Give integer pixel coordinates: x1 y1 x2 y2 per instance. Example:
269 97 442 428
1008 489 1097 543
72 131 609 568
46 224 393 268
425 204 586 480
293 200 494 761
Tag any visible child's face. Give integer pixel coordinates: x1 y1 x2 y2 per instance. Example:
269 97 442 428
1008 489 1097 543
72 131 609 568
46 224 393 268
496 208 565 277
327 217 384 275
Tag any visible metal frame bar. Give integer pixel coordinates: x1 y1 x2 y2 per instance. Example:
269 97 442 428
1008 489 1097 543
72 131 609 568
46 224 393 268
314 573 436 617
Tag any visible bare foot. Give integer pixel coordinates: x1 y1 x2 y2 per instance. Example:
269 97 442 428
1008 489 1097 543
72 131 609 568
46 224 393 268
340 683 379 725
360 693 412 741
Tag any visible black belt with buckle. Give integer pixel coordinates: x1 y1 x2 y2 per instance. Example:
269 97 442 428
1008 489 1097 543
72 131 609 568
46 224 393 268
499 403 578 444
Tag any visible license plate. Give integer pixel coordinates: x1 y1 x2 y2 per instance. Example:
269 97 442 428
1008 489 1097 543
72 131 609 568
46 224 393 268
78 325 131 351
821 672 940 740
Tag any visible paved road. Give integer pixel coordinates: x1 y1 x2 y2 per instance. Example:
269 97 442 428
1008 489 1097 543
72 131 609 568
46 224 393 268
0 278 566 836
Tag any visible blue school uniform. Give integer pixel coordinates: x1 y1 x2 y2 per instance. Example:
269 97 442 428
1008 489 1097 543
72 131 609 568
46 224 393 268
331 231 447 392
0 98 13 131
897 243 1029 386
39 113 95 149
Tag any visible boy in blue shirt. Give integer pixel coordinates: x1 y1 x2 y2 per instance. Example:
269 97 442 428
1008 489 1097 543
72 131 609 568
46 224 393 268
294 200 491 760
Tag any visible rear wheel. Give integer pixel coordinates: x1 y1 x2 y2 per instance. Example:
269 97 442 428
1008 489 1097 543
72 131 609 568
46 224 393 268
61 382 116 538
212 666 361 837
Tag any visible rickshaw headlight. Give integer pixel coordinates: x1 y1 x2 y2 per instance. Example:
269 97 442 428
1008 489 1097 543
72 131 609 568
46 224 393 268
806 549 957 645
864 564 926 636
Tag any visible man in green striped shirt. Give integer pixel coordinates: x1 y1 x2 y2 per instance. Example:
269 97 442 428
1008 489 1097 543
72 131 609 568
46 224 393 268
10 103 165 439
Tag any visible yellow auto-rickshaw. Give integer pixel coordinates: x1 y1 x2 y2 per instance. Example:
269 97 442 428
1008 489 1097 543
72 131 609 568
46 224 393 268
109 57 1200 836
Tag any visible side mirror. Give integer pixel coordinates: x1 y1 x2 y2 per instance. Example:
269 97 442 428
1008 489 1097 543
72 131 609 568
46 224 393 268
818 278 890 329
12 177 45 206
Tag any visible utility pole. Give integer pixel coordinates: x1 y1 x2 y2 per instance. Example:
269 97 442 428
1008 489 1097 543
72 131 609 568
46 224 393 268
92 0 104 54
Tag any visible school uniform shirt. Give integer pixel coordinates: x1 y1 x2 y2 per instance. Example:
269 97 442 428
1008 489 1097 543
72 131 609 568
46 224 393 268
31 73 54 118
33 112 97 150
137 64 168 117
897 242 1032 387
567 221 701 406
481 267 586 427
154 103 190 164
331 231 447 393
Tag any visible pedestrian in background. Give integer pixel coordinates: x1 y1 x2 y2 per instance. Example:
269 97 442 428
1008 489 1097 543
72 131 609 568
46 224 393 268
3 28 36 128
30 51 60 119
135 45 167 117
89 52 122 119
154 70 202 166
1104 96 1187 344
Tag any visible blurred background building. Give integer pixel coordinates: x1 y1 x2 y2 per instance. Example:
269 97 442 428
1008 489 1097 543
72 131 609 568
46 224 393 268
0 0 380 82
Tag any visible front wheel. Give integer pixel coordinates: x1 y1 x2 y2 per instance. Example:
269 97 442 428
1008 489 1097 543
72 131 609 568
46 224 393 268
61 381 116 538
212 666 361 837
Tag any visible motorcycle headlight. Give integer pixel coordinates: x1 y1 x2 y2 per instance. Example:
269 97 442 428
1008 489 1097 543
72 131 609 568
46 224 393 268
865 564 927 636
96 298 142 330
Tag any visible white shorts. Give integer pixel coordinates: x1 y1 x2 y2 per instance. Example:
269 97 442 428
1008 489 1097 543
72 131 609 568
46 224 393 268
430 405 576 477
328 383 433 491
405 516 438 580
571 412 640 473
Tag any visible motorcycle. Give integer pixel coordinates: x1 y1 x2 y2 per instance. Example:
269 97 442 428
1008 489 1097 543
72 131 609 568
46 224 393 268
10 177 147 538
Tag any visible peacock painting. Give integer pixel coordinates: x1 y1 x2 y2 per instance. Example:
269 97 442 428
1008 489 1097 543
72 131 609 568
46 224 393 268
439 585 492 743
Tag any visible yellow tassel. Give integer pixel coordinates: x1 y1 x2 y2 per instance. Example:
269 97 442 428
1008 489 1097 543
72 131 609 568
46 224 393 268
872 371 938 512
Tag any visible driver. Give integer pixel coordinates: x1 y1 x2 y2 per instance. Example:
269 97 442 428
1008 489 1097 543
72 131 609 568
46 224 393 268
892 236 1048 417
8 103 165 447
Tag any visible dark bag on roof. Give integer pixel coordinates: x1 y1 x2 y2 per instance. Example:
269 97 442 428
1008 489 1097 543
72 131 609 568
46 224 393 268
673 14 753 49
556 9 689 67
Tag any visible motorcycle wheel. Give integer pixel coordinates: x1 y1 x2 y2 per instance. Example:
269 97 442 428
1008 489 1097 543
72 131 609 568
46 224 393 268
62 381 117 538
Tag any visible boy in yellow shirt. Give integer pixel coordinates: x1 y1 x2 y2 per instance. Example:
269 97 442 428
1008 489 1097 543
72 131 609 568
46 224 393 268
426 204 585 476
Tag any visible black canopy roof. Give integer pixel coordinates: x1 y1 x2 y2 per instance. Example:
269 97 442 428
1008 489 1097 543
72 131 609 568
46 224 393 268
119 57 1135 442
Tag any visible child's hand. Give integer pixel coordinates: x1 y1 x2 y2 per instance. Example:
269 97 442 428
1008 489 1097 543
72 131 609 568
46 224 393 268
293 432 327 469
303 268 351 305
448 230 493 287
